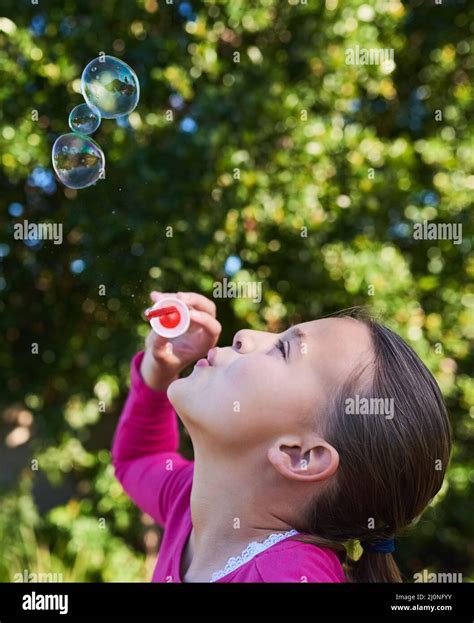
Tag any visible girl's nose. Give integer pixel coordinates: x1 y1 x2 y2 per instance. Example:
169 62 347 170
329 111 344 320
232 329 255 354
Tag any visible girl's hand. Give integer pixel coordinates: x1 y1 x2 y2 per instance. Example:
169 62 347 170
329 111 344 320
140 291 221 391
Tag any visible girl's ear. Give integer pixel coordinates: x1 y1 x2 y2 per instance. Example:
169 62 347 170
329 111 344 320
267 437 339 483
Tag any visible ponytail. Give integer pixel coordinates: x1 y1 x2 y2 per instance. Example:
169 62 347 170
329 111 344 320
347 550 402 583
293 533 403 582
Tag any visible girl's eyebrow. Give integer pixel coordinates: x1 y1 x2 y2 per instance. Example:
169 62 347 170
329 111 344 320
285 327 307 359
285 327 307 341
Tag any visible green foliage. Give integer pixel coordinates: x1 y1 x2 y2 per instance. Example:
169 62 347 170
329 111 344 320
0 0 472 582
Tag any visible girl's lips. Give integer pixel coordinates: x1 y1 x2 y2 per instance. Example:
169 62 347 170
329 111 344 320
195 358 210 367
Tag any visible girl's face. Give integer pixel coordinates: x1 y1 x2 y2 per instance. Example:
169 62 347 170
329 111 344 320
167 317 373 452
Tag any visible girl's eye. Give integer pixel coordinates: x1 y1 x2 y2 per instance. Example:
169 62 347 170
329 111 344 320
276 339 287 360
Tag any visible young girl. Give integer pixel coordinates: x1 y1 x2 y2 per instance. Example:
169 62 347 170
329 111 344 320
112 291 451 583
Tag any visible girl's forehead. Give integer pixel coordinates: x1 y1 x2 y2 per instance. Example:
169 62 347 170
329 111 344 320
294 317 374 362
296 316 366 337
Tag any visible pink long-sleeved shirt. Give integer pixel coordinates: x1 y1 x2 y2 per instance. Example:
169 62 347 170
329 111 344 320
111 351 347 583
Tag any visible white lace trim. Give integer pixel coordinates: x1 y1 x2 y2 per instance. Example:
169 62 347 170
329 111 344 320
209 529 299 582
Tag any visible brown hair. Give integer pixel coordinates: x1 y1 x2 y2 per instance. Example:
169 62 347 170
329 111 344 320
292 309 452 582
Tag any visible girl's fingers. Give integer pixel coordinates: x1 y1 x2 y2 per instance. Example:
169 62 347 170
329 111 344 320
149 291 174 303
177 292 217 317
189 309 221 341
145 328 168 350
149 291 217 319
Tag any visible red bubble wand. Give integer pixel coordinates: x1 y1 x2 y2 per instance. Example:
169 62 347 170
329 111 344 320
144 305 181 329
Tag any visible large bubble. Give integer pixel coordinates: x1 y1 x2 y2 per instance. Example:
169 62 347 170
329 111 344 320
68 103 101 134
52 133 105 189
81 55 140 119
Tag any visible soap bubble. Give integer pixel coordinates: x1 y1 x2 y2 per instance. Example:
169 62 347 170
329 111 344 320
52 133 105 189
81 55 140 119
68 103 101 134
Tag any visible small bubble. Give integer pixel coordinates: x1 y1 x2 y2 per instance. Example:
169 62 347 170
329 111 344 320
68 103 101 135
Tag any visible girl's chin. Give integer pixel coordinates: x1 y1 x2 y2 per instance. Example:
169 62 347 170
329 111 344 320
166 376 185 402
166 371 206 403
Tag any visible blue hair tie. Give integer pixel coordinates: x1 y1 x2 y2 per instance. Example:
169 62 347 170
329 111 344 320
362 536 395 554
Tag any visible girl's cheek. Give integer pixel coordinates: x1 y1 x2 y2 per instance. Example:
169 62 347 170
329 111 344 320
224 357 279 389
222 357 255 383
231 365 287 416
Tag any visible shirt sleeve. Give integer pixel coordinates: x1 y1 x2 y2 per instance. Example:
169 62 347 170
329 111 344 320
111 351 193 527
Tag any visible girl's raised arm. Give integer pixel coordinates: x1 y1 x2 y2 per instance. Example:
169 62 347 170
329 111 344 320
112 291 221 527
111 351 193 527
